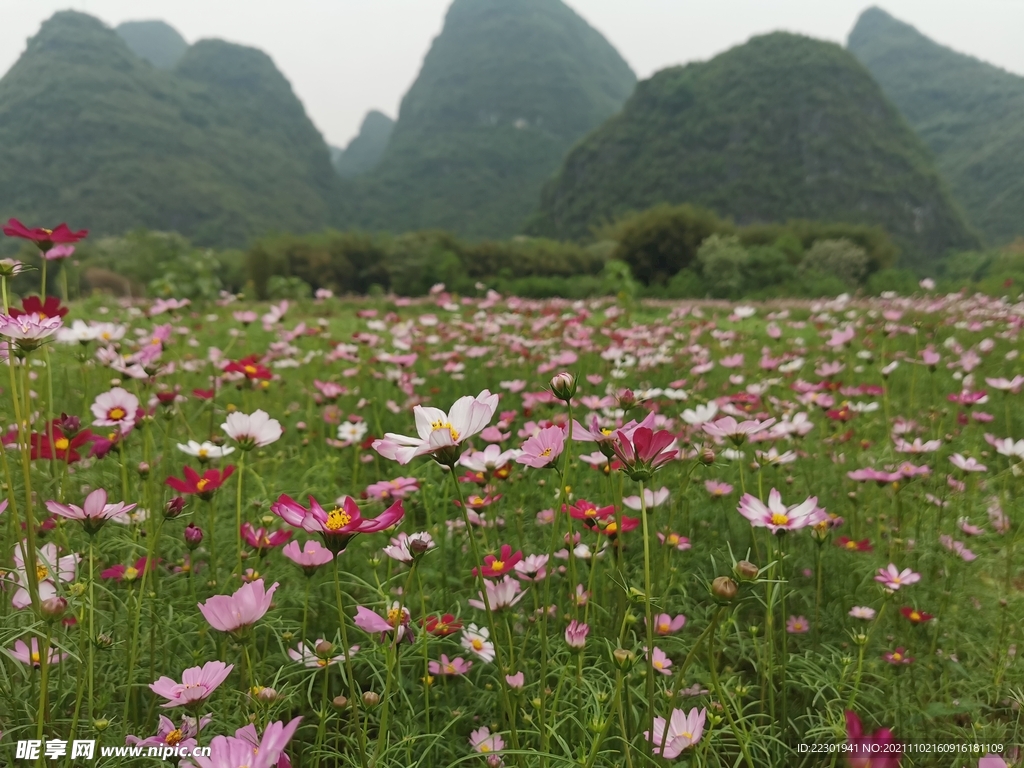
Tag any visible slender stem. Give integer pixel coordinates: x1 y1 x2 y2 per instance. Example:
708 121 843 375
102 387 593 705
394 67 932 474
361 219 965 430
36 626 53 739
638 480 656 762
236 451 246 577
332 556 367 768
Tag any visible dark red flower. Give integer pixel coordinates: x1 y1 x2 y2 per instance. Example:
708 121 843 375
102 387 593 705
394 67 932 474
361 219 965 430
30 422 94 464
596 514 640 538
166 465 235 500
422 613 462 636
192 388 215 400
101 557 158 582
899 607 934 625
835 537 872 553
3 219 88 250
225 355 272 381
565 500 617 530
10 296 68 320
473 544 523 579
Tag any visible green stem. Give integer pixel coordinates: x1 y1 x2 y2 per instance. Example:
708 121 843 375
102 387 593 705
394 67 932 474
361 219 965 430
332 556 368 768
638 480 657 764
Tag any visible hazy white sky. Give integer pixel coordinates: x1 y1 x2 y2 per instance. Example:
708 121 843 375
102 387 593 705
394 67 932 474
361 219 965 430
1 1 1021 148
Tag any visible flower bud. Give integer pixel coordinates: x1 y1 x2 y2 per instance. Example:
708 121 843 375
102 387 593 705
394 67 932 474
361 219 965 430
184 522 203 550
41 596 68 620
711 576 738 602
734 560 759 580
95 633 113 650
550 372 577 402
315 640 334 658
616 388 636 410
57 413 81 436
256 686 280 704
361 691 380 707
699 446 716 466
164 496 186 519
93 719 110 732
612 648 635 669
137 462 150 478
332 695 348 710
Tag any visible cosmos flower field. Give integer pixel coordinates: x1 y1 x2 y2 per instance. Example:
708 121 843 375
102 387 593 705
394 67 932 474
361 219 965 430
0 224 1021 767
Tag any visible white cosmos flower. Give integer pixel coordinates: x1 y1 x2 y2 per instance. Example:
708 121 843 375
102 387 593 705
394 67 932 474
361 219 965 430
337 421 368 445
681 402 718 426
176 440 235 460
222 409 283 449
373 390 499 465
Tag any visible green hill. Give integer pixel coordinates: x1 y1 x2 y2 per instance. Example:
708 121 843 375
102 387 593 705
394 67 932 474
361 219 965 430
348 0 636 239
0 11 342 247
529 32 977 269
847 7 1024 246
115 20 189 70
333 110 394 178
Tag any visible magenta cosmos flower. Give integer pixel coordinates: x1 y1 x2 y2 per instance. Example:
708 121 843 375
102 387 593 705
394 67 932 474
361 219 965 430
126 714 211 751
198 579 278 636
46 488 136 535
874 564 921 591
612 426 678 481
150 660 234 708
373 390 499 465
516 425 565 469
845 710 900 768
737 489 824 534
646 707 707 759
271 494 404 554
702 416 775 445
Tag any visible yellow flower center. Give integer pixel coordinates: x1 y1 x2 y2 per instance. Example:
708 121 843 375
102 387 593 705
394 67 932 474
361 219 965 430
770 513 789 527
30 652 40 663
108 407 126 421
164 729 183 746
198 448 208 458
490 560 505 572
387 608 403 627
36 564 48 581
845 541 857 550
244 365 258 376
659 622 670 633
195 479 210 492
910 611 920 621
430 420 460 443
892 652 902 661
124 567 139 581
444 663 456 674
41 228 53 235
654 660 664 669
471 639 483 651
317 658 329 667
681 731 693 740
326 507 352 531
540 448 553 457
604 521 618 533
54 437 70 451
667 534 679 545
480 745 491 753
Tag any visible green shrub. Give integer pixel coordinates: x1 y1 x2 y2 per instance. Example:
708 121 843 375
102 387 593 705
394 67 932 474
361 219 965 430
800 239 870 288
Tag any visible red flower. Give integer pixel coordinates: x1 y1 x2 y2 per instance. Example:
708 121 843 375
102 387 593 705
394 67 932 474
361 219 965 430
422 613 462 636
612 426 678 481
845 710 900 768
899 607 934 625
835 537 872 552
596 514 640 538
826 406 854 422
473 544 522 578
192 388 215 400
10 296 68 320
225 355 272 381
30 422 94 464
3 219 88 250
166 465 235 500
101 557 157 582
565 500 616 529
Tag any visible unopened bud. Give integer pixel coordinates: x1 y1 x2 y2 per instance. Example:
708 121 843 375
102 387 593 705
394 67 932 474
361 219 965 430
164 496 186 519
137 462 150 478
332 695 348 710
612 648 635 669
93 719 110 732
41 596 68 620
184 523 203 550
699 447 716 466
95 633 113 650
314 640 334 658
711 576 738 602
734 560 759 580
616 388 636 410
550 372 577 402
362 691 380 707
256 686 280 703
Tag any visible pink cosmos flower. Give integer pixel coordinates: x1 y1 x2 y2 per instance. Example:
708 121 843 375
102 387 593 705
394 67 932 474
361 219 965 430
702 416 776 445
0 312 63 349
939 535 977 562
468 576 527 611
354 605 394 634
45 488 136 535
516 425 565 469
623 487 670 510
979 755 1009 768
469 726 505 762
198 579 278 635
648 646 673 675
271 494 404 553
364 477 420 501
737 489 824 534
613 426 678 481
883 647 914 665
373 390 499 464
656 532 691 551
565 620 589 649
11 541 79 610
786 615 810 634
986 376 1024 394
182 717 301 768
513 554 549 581
874 564 921 591
505 671 525 688
849 606 876 620
428 654 473 676
288 640 357 668
150 661 234 708
126 714 210 752
240 523 291 553
221 409 283 449
91 387 139 433
281 540 334 574
382 531 435 563
847 468 901 485
705 480 733 497
10 637 67 667
949 453 987 473
646 707 707 759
